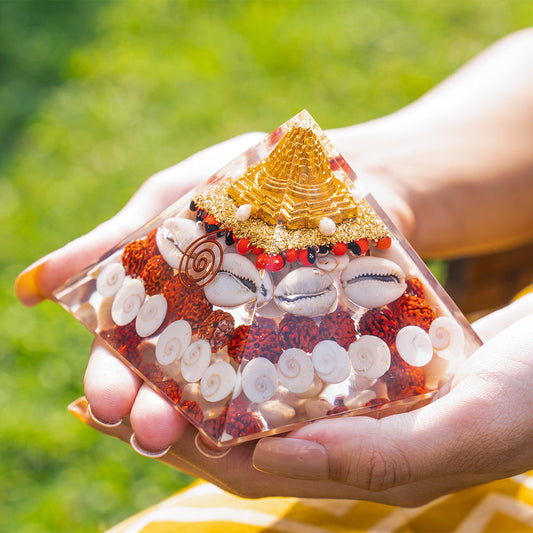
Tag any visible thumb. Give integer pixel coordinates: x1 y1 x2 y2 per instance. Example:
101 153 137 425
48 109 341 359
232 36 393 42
15 132 264 306
252 374 501 492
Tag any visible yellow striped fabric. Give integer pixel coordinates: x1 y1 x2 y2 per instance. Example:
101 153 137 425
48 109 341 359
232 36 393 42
107 473 533 533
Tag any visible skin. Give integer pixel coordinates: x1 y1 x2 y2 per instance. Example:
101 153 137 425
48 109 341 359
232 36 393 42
15 28 533 506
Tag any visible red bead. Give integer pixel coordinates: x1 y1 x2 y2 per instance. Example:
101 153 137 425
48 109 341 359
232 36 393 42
236 238 252 254
204 214 217 226
376 236 392 249
265 254 284 272
332 242 347 256
285 249 298 263
252 246 264 255
255 253 269 270
356 238 369 255
298 248 312 266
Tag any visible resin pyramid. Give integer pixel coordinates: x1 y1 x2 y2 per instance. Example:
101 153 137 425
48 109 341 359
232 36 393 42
54 110 482 447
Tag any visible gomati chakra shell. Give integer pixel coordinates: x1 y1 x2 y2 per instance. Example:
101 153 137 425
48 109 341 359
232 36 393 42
96 262 125 298
181 340 212 383
111 278 145 326
348 335 391 379
242 357 278 403
200 361 236 403
277 348 315 394
396 325 433 367
429 316 465 360
155 320 192 366
311 340 351 384
135 294 167 337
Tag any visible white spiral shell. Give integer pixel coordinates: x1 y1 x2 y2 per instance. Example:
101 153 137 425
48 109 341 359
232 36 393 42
429 316 465 360
135 294 167 337
242 357 278 403
311 340 351 384
277 348 315 393
111 278 145 326
181 340 212 382
96 263 125 298
348 335 391 379
200 361 236 402
155 320 192 365
396 326 433 367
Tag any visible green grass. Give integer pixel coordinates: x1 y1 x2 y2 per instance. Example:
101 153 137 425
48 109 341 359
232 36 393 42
1 1 532 531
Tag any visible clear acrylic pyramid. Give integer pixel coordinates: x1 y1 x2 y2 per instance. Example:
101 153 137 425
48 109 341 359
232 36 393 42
54 110 482 447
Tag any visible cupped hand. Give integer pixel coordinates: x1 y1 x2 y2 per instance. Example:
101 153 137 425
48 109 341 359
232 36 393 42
17 129 533 507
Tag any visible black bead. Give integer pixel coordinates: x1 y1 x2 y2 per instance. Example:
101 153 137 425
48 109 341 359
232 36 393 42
204 222 220 234
347 241 362 255
225 231 236 246
189 200 198 212
318 244 330 255
195 209 206 222
307 247 316 264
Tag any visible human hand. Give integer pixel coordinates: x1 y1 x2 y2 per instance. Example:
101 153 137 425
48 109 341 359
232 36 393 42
19 126 533 508
71 294 533 507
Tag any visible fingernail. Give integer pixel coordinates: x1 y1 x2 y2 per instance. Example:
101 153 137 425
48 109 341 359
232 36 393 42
130 433 171 459
87 403 123 428
194 432 231 459
253 437 329 480
15 259 48 307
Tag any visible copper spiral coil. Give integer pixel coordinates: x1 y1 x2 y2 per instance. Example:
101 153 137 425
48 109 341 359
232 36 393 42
178 231 223 289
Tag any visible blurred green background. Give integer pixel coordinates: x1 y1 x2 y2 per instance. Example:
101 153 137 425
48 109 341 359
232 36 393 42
1 1 532 531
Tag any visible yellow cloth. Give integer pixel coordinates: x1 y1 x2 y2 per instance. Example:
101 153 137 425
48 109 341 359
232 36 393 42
108 474 533 533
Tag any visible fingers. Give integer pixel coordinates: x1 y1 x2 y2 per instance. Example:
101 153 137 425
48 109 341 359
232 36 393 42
15 132 264 307
129 385 190 453
84 340 142 424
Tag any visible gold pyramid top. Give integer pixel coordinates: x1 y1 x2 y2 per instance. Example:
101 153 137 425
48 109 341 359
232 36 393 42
227 118 358 229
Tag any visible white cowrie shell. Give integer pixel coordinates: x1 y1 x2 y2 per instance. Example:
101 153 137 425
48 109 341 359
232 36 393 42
274 267 337 317
341 256 406 309
156 217 203 269
204 253 262 308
